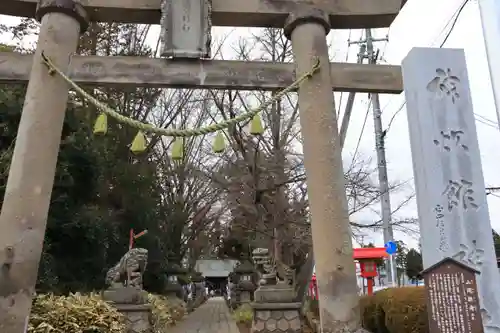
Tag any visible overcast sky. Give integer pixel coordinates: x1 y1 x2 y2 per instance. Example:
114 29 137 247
1 0 498 251
339 0 500 249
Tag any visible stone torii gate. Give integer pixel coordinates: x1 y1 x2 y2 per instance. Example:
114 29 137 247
0 0 405 332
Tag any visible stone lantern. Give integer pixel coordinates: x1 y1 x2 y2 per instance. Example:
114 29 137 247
164 263 187 299
191 271 206 308
235 260 257 304
227 271 239 309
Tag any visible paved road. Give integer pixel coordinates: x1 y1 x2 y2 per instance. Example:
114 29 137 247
170 297 240 333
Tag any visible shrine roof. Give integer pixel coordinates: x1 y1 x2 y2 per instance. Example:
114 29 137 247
421 257 480 276
353 247 389 260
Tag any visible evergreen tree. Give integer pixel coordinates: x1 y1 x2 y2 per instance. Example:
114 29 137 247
405 248 423 285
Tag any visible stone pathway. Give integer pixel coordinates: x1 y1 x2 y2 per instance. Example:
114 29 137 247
170 297 240 333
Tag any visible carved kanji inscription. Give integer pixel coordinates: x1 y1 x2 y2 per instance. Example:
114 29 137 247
427 68 461 103
433 130 469 152
442 179 479 212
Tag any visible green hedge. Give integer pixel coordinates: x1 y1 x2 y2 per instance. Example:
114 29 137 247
305 287 428 333
360 287 428 333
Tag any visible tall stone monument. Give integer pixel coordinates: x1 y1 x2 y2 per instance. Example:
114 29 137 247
402 47 500 333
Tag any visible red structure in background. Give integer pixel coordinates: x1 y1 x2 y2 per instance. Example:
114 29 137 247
129 229 148 250
356 247 388 295
308 247 388 299
309 273 318 300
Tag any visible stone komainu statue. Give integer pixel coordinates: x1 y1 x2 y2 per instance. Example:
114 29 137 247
252 248 277 286
105 248 148 288
252 248 296 287
276 261 295 287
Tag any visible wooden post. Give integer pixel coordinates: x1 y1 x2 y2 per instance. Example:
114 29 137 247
284 9 364 333
0 1 88 332
366 278 373 296
129 229 135 250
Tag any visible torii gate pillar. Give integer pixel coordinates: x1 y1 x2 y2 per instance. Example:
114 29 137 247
285 8 365 333
0 1 88 332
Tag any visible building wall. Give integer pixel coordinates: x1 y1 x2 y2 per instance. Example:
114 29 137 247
195 259 239 277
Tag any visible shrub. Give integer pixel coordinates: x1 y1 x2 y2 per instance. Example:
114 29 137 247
28 293 125 333
233 304 254 324
306 298 319 318
28 292 187 333
148 294 186 332
360 286 428 333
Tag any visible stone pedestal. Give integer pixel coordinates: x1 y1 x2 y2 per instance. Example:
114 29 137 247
254 285 295 303
115 304 152 333
240 290 252 303
103 287 152 333
165 263 187 299
193 282 206 308
251 284 301 333
164 281 183 299
103 286 149 304
252 302 302 333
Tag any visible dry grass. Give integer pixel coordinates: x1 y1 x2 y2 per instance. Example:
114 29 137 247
28 292 187 333
28 292 125 333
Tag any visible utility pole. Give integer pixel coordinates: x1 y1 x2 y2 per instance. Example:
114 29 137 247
338 42 366 149
0 1 88 332
364 29 395 285
285 9 365 332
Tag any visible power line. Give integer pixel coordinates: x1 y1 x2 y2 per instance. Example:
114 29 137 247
339 42 367 149
488 192 500 199
336 29 354 117
349 1 491 201
340 30 388 149
350 100 372 165
475 113 498 126
383 0 474 136
384 98 406 135
437 0 470 47
347 30 389 161
487 186 500 192
475 116 499 129
385 101 499 135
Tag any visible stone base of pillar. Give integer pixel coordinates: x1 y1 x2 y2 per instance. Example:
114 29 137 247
240 290 252 303
164 283 183 299
115 304 153 333
251 302 302 333
230 295 239 310
254 284 295 303
102 287 152 333
103 286 149 304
